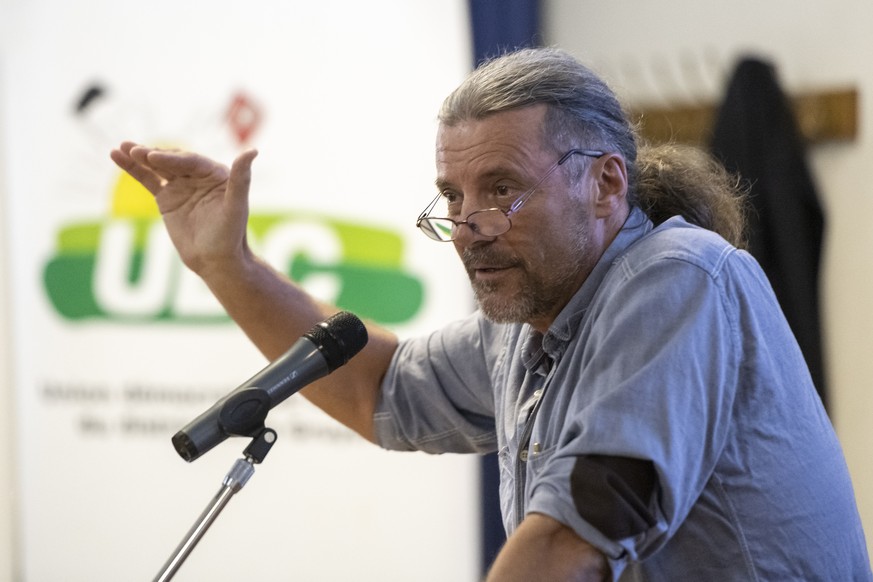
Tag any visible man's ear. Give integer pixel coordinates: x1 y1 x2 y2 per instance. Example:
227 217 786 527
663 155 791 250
591 153 629 218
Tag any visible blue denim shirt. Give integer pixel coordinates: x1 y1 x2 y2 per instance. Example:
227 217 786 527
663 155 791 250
375 207 871 581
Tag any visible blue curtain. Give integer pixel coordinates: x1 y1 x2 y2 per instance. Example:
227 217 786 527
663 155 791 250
466 0 541 573
468 0 541 66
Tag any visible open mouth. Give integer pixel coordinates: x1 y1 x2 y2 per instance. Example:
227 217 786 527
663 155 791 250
463 248 519 280
473 265 513 279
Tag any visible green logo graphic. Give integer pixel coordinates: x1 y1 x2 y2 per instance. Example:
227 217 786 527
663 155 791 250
43 171 424 324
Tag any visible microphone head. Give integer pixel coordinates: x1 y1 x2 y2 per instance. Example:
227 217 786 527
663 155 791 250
305 311 368 372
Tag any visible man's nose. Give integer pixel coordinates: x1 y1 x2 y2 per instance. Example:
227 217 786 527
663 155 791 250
453 210 496 247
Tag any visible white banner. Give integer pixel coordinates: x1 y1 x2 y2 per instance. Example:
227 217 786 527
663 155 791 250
2 2 479 580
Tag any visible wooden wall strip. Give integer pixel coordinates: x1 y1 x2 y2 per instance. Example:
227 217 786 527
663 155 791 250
629 87 858 145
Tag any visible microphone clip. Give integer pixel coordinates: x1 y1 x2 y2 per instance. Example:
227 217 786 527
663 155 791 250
217 388 277 464
242 428 277 465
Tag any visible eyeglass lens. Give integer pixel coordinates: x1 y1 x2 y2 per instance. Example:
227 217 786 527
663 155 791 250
421 209 510 241
417 149 605 242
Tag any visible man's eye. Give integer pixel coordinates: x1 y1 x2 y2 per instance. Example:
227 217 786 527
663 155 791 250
441 191 459 203
495 185 519 200
440 191 462 216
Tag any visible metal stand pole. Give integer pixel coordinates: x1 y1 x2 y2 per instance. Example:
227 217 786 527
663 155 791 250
153 428 276 582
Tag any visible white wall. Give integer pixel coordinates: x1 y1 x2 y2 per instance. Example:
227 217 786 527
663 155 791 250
545 0 873 557
0 100 17 582
0 0 18 575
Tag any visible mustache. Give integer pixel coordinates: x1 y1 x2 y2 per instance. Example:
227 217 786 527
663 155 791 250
461 246 522 271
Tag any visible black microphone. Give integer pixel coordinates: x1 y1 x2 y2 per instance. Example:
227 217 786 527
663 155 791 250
171 311 368 462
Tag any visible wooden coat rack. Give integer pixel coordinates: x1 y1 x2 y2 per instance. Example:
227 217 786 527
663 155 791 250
629 87 859 146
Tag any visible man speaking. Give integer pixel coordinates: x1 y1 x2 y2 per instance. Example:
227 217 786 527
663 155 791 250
112 47 871 581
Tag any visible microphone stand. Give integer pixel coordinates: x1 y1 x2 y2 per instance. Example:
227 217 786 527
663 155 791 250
154 390 277 582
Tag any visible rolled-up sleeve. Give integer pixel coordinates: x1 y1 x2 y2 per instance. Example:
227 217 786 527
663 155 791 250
374 312 501 454
527 243 743 577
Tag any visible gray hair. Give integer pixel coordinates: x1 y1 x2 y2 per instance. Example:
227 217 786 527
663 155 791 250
439 47 748 248
439 46 640 203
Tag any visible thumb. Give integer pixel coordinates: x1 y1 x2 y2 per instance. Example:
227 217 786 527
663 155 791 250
227 148 258 207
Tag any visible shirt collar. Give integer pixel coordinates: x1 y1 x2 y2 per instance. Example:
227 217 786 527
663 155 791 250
522 206 653 369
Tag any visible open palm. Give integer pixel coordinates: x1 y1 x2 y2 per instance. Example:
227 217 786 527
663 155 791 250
110 142 257 276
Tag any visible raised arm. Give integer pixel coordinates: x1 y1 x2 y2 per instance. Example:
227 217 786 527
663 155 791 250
109 142 397 442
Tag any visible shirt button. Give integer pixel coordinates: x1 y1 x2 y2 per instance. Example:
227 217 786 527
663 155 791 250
519 450 528 462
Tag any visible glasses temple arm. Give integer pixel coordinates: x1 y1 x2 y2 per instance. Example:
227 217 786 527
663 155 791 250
417 192 444 222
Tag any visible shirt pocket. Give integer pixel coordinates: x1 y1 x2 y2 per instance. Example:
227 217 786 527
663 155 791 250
521 443 559 516
498 443 560 532
524 443 558 490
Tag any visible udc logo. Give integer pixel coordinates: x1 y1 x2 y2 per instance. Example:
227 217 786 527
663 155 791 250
43 86 425 325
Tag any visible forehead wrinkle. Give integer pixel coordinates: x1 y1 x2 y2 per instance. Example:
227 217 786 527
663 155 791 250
435 108 552 193
436 163 530 194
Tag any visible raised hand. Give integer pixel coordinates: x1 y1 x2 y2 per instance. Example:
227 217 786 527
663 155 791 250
109 141 258 276
110 140 395 441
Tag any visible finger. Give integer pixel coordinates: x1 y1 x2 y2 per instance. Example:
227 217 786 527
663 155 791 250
227 149 258 208
109 146 166 193
111 140 145 161
146 149 229 181
119 141 140 155
127 145 163 175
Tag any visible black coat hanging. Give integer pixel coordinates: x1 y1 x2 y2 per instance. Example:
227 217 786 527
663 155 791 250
710 57 828 409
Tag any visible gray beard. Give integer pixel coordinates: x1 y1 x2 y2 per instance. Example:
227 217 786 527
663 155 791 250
464 227 594 325
472 277 540 324
470 263 581 324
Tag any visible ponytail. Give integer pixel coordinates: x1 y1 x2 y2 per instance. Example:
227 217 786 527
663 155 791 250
635 143 749 249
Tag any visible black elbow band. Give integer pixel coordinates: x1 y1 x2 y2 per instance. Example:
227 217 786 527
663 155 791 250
570 455 658 541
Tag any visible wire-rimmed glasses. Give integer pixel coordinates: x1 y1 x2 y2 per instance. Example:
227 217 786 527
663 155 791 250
416 149 605 242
